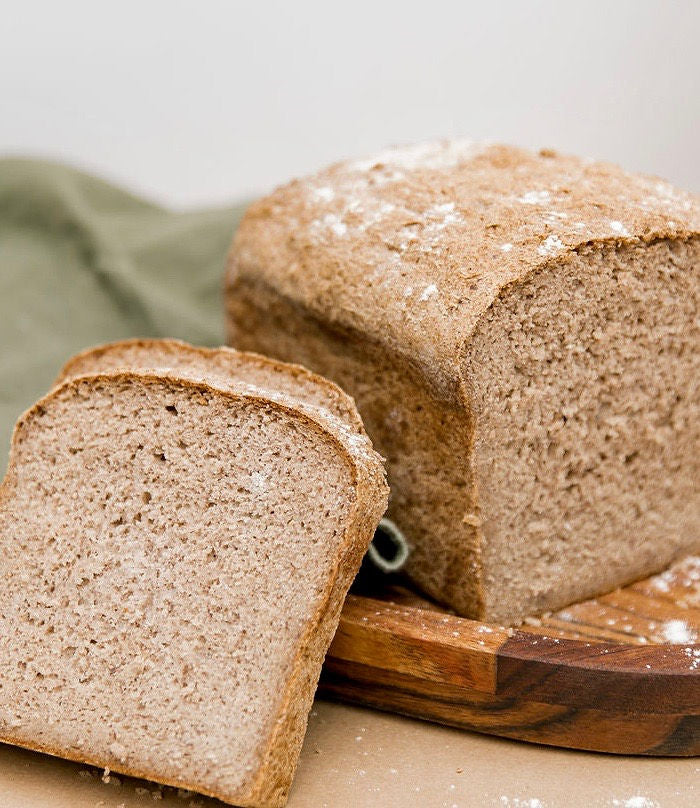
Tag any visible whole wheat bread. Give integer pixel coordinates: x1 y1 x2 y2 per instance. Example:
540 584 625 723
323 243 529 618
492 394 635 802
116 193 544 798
226 140 700 622
0 344 387 806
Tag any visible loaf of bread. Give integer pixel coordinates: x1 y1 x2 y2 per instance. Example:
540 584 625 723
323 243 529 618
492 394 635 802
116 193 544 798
226 140 700 622
0 341 387 806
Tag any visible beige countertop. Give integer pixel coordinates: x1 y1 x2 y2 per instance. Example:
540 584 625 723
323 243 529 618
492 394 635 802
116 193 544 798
0 699 696 808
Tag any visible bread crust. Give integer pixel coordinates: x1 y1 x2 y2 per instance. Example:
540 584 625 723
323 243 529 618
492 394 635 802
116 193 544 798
226 142 700 396
0 368 388 807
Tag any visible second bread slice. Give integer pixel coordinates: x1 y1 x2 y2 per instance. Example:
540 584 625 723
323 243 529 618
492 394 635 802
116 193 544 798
56 337 366 434
0 341 388 807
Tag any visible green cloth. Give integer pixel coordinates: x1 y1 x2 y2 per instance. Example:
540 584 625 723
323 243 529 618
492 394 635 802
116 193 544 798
0 158 248 461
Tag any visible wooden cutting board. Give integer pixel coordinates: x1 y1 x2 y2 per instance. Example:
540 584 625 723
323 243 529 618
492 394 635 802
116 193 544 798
320 555 700 756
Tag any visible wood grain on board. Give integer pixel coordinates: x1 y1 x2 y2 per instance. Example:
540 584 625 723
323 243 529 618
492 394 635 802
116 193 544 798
321 556 700 756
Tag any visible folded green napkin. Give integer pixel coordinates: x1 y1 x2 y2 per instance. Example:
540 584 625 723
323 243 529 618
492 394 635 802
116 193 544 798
0 158 248 460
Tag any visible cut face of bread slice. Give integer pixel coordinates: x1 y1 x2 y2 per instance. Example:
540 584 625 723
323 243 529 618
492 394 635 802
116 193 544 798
0 369 387 807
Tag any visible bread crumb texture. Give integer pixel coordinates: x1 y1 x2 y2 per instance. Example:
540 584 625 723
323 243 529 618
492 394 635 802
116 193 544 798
0 355 387 807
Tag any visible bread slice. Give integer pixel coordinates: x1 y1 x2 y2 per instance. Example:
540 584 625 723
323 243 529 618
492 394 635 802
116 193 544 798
0 352 387 806
56 337 365 433
226 139 700 622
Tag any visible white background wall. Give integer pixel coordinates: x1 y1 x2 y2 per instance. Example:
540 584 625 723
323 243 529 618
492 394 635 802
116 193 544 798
2 0 698 207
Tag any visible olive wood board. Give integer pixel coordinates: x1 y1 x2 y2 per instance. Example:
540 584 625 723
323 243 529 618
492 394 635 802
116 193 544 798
320 555 700 756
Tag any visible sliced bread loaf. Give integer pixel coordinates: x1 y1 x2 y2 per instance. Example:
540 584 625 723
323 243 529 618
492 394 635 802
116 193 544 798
0 352 387 806
226 140 700 622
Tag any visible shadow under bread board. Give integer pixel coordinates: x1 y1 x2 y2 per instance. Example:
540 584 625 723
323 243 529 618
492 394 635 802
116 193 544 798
320 555 700 756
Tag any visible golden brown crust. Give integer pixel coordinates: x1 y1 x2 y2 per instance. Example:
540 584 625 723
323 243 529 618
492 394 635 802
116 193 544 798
0 369 388 807
227 141 700 395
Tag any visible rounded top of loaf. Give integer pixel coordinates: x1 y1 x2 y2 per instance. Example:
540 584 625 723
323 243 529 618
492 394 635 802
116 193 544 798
228 140 700 393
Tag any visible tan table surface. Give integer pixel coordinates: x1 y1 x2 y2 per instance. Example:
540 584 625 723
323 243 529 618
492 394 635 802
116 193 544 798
0 699 696 808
